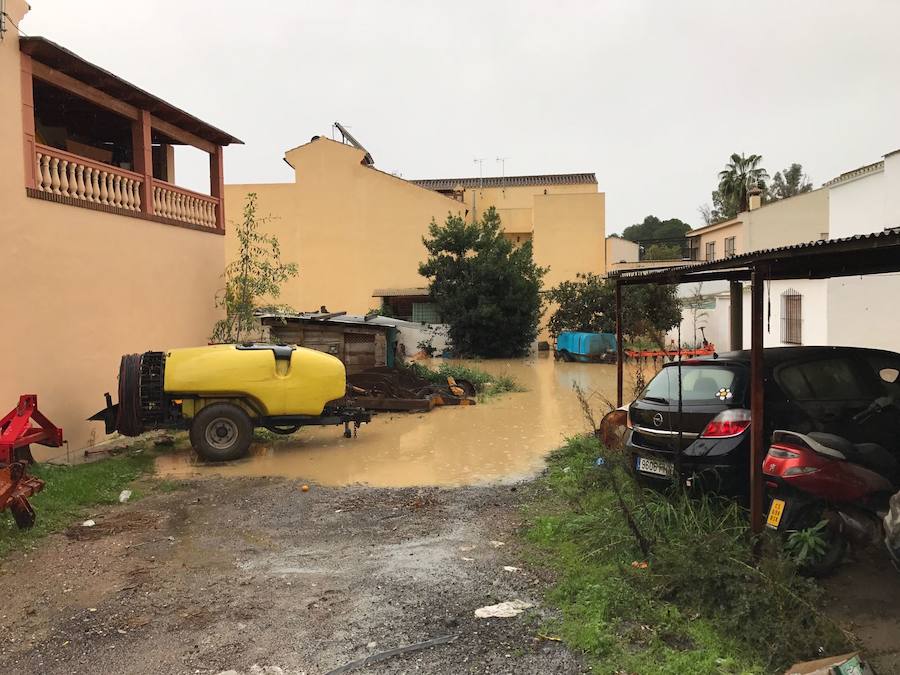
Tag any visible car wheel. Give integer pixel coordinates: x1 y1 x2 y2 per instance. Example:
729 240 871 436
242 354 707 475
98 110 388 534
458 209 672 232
190 403 253 461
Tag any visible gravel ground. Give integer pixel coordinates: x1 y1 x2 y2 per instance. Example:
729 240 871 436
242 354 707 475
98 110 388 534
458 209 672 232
0 478 585 675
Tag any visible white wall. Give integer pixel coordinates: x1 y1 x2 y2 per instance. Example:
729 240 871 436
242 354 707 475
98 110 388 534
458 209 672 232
827 275 900 352
825 156 900 351
693 279 830 352
828 169 885 238
884 153 900 230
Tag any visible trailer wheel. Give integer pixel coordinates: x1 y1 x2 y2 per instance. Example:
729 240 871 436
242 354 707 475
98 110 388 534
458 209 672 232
190 403 253 461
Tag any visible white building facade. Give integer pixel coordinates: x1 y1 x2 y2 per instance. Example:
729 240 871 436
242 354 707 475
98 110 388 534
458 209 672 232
825 151 900 352
674 149 900 353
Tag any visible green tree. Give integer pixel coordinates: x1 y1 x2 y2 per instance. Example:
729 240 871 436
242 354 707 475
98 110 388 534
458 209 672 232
622 215 692 260
212 193 299 343
767 163 813 202
644 242 683 260
419 207 545 358
716 152 769 217
546 273 681 342
622 215 692 243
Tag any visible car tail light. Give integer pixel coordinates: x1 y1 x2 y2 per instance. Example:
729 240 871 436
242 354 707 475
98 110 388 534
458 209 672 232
767 446 800 459
785 466 820 476
700 409 751 438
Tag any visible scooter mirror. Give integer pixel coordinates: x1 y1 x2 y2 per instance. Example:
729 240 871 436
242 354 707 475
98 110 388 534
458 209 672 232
879 367 899 384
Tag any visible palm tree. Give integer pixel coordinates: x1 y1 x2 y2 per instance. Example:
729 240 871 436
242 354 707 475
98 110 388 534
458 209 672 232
717 153 769 216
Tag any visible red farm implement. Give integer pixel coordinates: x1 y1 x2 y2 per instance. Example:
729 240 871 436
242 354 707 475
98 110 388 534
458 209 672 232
0 395 63 529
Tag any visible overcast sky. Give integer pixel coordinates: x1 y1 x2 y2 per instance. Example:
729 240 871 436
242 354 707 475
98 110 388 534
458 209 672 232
21 1 900 233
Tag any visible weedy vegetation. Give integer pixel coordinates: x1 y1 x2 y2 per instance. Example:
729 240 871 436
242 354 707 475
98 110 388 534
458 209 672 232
526 433 850 673
404 361 524 402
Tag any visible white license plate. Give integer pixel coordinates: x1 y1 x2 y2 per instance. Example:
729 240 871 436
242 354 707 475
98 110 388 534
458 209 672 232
636 456 674 477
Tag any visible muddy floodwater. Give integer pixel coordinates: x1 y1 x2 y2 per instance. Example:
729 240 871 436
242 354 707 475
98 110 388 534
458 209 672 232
156 355 634 487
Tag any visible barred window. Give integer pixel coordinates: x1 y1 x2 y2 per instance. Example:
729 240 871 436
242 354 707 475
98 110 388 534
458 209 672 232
705 241 716 261
781 289 802 345
725 236 736 257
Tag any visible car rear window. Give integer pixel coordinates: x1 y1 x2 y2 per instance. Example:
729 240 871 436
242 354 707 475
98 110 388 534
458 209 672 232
777 358 869 400
640 365 740 405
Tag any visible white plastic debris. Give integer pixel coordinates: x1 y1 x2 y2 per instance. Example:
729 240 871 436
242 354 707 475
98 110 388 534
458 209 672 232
489 540 506 548
474 600 533 618
462 557 475 562
82 519 96 527
503 566 520 572
118 489 132 503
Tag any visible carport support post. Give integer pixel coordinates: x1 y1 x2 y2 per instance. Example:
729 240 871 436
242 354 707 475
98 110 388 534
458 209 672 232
730 280 743 351
750 268 765 534
616 281 624 407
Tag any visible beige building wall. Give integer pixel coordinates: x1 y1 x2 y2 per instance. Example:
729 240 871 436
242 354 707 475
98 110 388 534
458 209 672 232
465 183 597 230
0 0 224 455
687 188 829 261
687 218 746 261
605 236 639 269
533 193 606 288
746 188 829 250
225 138 468 315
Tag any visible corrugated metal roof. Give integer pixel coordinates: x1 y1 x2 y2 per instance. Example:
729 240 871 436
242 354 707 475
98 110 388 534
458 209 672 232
411 173 597 191
372 287 430 297
258 312 434 330
608 230 900 281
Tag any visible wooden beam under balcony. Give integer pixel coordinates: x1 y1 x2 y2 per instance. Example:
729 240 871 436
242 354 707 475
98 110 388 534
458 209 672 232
30 60 139 121
150 116 216 155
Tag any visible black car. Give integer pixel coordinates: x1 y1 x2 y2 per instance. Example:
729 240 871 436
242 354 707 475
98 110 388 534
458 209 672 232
625 346 900 496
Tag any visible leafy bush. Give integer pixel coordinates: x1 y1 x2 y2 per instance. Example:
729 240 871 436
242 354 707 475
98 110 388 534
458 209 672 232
526 435 849 673
419 207 545 357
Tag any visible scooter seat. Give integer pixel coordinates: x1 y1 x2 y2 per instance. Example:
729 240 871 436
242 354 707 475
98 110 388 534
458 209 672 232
853 443 898 480
809 432 898 480
808 432 855 456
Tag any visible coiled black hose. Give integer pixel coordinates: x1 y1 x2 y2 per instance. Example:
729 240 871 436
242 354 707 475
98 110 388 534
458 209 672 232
115 353 144 436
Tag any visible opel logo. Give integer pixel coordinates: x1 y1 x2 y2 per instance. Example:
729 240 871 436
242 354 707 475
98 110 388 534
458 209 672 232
653 413 664 428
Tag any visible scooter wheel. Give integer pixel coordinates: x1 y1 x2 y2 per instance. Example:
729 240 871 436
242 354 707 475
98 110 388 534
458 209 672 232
793 507 847 577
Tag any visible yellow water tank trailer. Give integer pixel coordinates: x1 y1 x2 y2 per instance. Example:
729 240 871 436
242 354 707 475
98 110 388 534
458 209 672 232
90 344 371 461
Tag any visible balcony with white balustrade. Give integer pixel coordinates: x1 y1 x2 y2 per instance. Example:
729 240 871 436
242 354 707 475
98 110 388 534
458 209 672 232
19 37 242 233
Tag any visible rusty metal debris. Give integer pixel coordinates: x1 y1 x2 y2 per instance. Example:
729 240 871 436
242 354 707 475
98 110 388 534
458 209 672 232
347 367 476 412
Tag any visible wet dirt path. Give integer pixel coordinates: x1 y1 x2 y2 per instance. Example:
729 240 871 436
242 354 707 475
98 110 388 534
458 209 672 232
156 355 626 487
0 478 584 675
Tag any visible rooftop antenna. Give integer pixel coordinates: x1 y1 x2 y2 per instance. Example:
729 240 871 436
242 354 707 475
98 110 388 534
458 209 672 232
496 157 509 190
473 158 486 189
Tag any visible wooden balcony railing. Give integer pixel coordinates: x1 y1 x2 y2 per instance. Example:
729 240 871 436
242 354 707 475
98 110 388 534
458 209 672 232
32 144 221 230
152 180 220 229
35 144 144 212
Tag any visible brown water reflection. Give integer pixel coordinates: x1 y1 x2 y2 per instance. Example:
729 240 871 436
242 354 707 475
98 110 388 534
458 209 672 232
155 354 637 487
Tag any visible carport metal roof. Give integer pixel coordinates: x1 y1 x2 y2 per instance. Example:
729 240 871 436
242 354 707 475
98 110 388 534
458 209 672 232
608 230 900 285
611 229 900 533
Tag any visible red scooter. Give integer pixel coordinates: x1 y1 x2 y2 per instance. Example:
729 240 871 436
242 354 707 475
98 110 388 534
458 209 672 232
763 396 900 575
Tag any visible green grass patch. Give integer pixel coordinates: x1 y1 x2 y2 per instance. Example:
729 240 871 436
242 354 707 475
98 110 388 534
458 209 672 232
0 448 157 557
524 435 849 674
404 361 524 401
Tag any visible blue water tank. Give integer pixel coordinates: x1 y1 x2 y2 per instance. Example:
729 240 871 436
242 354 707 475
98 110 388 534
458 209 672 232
556 331 617 357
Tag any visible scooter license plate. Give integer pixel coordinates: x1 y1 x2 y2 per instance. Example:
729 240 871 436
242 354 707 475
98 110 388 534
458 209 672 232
767 498 786 529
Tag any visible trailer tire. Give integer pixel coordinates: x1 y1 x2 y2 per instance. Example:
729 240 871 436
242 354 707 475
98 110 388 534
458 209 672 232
190 403 253 462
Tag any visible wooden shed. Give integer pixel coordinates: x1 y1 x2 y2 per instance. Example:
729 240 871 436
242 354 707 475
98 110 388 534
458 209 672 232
260 312 395 374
